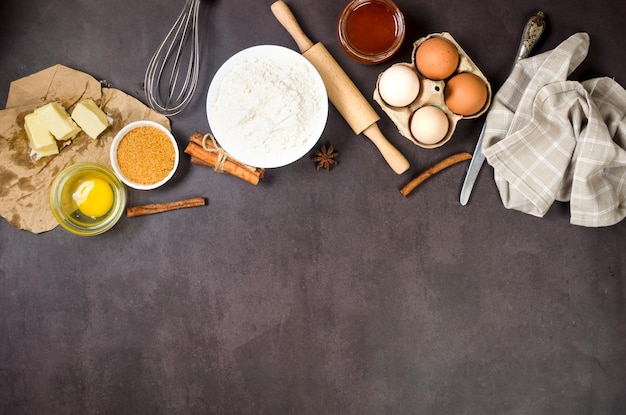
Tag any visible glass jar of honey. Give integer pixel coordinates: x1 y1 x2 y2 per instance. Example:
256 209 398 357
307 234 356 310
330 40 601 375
337 0 405 64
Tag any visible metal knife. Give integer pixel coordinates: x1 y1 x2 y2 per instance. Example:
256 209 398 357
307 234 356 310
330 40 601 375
459 11 547 206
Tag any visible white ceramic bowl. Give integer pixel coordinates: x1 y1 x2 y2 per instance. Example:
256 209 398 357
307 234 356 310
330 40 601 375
110 120 179 190
206 45 328 168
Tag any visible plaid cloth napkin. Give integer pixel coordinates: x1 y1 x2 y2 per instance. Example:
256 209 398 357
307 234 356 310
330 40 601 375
482 33 626 227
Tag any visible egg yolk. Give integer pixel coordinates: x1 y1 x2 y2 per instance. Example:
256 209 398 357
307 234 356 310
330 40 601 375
72 177 114 218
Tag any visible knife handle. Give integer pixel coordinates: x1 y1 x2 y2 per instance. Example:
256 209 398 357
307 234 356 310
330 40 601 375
271 1 314 53
516 11 547 60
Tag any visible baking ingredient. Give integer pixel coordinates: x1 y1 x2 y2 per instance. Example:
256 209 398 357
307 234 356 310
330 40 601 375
340 0 402 59
211 54 324 163
378 64 420 107
312 143 339 171
410 106 449 145
33 102 81 141
72 177 113 218
444 72 488 116
185 132 265 185
414 37 459 80
401 152 472 197
24 113 59 160
71 99 110 139
116 126 176 185
126 197 206 218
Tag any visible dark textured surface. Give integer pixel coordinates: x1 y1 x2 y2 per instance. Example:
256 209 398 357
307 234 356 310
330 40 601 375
1 0 625 414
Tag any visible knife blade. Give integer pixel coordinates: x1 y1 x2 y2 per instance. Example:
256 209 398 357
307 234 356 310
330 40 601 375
460 11 547 206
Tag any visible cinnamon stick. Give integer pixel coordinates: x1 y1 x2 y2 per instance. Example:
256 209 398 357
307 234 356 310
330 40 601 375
185 132 264 185
126 197 206 218
400 152 472 197
190 156 213 169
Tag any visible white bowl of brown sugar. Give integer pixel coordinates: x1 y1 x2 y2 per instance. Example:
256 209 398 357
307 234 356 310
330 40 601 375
110 120 179 190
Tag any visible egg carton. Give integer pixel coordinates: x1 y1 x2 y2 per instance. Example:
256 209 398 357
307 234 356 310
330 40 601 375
373 32 492 149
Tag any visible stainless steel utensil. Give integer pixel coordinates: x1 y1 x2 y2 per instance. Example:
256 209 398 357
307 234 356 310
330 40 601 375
459 11 547 206
144 0 201 116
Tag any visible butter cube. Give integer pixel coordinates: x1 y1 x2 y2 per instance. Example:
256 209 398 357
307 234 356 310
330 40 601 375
70 99 110 139
34 102 81 141
24 113 59 159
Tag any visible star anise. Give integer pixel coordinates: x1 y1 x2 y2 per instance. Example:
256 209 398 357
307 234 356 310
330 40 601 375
312 144 339 171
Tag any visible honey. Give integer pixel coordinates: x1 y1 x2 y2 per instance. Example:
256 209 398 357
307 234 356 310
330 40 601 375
338 0 405 64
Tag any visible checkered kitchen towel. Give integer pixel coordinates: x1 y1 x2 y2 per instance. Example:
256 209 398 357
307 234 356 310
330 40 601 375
482 32 626 227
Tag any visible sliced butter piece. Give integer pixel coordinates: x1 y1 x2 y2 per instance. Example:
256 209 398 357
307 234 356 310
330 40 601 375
70 99 109 139
34 102 81 141
24 113 59 159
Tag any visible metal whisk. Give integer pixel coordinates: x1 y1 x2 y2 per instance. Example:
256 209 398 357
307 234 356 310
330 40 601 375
144 0 201 116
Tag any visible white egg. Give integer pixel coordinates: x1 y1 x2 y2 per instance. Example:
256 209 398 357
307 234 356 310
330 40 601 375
378 64 421 107
410 105 449 145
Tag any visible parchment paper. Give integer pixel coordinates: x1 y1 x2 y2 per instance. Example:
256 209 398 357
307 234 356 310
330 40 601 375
0 64 170 234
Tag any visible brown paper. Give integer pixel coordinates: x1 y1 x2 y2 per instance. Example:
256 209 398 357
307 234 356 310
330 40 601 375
0 64 170 234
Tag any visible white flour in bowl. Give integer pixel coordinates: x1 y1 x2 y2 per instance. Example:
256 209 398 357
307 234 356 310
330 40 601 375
210 54 325 165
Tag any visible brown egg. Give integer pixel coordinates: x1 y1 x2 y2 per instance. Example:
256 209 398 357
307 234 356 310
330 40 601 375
444 72 488 116
414 37 459 80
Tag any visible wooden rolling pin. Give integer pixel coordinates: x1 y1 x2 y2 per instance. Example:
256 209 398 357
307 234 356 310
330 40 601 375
271 0 410 174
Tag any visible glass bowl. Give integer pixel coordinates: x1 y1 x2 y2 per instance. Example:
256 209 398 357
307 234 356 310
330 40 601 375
337 0 405 64
110 120 179 190
50 162 126 236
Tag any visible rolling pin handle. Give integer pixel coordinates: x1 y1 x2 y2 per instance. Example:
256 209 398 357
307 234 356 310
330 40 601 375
271 1 314 53
362 124 410 174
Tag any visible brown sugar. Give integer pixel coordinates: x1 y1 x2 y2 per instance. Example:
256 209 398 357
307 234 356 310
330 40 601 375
116 126 176 185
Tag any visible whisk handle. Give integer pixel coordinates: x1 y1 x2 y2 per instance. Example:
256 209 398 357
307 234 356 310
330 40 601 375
271 1 315 53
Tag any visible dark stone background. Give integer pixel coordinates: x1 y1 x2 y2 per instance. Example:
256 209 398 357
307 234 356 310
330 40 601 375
1 0 624 414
